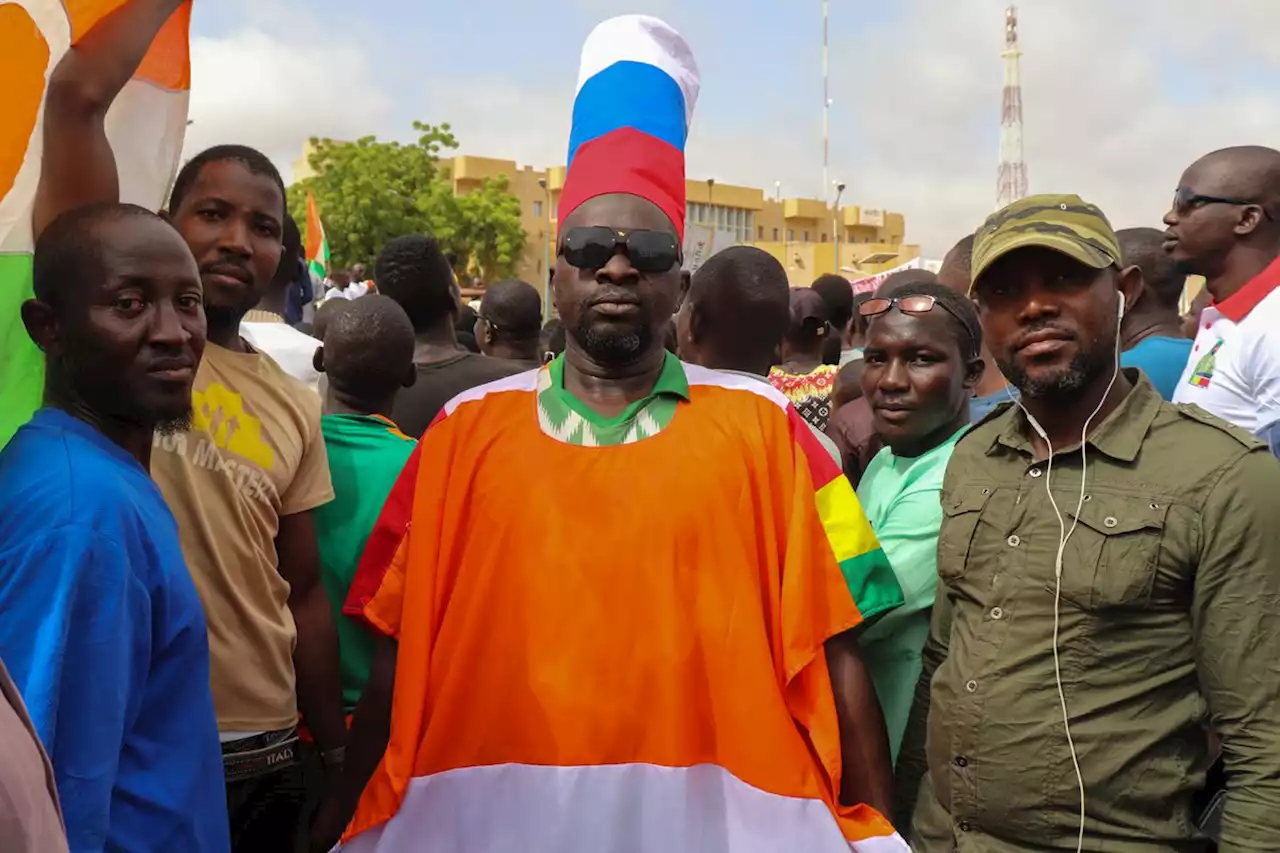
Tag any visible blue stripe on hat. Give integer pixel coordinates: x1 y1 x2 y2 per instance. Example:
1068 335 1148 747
567 60 688 167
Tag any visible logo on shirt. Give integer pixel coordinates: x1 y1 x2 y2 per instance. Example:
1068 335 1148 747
154 382 277 504
193 383 275 469
1188 340 1223 388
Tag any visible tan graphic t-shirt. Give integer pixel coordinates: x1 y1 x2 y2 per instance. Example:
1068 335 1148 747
151 343 334 732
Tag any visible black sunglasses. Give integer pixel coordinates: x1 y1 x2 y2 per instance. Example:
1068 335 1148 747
1173 187 1273 220
558 226 680 274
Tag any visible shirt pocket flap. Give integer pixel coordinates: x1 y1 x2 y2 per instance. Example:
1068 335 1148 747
1059 495 1168 609
937 486 993 581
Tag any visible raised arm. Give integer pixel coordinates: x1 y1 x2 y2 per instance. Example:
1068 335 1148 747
33 0 183 238
1193 450 1280 850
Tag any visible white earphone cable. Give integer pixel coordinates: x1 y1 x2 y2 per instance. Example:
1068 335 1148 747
1015 290 1125 853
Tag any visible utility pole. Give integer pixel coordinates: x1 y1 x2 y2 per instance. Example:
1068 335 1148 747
997 6 1029 208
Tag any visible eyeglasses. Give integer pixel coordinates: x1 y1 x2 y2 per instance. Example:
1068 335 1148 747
1172 186 1273 220
558 226 680 274
859 294 945 318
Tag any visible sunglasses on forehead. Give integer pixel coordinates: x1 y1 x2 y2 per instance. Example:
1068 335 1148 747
1173 186 1274 220
859 294 946 318
559 226 681 274
860 294 978 356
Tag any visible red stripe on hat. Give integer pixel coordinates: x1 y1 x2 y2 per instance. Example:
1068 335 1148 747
559 127 686 239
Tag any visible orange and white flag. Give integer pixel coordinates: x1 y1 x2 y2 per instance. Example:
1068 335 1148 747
0 0 191 447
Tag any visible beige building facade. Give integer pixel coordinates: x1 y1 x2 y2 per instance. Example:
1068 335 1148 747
291 143 919 296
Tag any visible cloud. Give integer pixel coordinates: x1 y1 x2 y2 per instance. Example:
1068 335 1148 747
185 0 1280 257
183 26 393 182
418 76 571 169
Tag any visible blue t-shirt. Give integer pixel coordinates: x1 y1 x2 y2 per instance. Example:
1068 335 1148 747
970 385 1019 423
1121 335 1194 401
0 408 229 853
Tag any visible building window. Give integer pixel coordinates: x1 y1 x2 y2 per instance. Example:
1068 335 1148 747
757 226 764 240
821 233 827 243
787 229 795 241
533 200 543 217
772 228 779 240
803 231 810 242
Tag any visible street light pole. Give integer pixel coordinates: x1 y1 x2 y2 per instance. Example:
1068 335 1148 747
705 178 716 256
833 181 845 273
538 176 551 322
822 0 830 201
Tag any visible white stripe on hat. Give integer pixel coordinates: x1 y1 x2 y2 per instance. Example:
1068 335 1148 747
575 15 700 128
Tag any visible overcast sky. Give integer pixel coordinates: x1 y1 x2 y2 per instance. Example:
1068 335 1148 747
185 0 1280 256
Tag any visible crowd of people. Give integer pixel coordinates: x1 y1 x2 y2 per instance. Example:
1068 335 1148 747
1 6 1280 853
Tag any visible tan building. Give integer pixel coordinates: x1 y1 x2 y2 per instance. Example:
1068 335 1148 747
291 143 918 297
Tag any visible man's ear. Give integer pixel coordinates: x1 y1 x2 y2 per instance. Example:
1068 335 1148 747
687 300 709 346
402 362 418 388
1117 264 1145 315
1235 204 1267 238
313 345 325 374
963 353 986 394
21 299 61 357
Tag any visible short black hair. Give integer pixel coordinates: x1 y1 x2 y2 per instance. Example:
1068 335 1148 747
375 234 457 333
313 297 351 341
168 144 286 217
322 294 415 399
1118 227 1185 310
33 202 170 308
479 280 542 342
272 214 303 287
811 274 855 330
688 246 790 364
873 278 983 359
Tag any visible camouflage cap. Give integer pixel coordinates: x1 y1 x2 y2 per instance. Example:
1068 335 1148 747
970 194 1122 295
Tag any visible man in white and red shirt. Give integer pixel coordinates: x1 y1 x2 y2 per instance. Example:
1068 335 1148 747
1165 146 1280 455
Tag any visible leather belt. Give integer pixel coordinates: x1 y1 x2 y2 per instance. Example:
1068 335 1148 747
222 729 300 783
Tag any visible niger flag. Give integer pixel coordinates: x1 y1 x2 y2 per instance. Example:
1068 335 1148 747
0 0 191 447
341 363 910 853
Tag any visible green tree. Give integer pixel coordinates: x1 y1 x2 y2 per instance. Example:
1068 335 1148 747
286 121 527 281
450 176 527 282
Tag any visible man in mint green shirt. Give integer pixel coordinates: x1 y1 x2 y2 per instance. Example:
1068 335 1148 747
853 277 986 763
312 296 419 711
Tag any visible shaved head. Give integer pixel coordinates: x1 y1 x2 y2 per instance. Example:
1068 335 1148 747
678 246 790 372
1166 145 1280 296
1188 146 1280 215
938 234 975 295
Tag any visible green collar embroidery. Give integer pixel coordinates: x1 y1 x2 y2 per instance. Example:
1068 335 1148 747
537 352 689 446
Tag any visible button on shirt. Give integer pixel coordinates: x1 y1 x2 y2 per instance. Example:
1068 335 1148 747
896 373 1280 852
1173 256 1280 437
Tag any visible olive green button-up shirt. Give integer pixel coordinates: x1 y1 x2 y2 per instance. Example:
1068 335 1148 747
896 373 1280 852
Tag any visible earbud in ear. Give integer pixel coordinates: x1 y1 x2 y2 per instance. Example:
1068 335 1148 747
1118 291 1126 319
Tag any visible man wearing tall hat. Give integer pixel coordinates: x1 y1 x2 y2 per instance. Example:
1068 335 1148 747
318 16 908 853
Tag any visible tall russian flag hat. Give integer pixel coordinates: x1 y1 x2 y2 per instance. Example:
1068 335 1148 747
558 15 700 240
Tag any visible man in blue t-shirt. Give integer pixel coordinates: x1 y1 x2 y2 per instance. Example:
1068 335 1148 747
1117 227 1195 400
0 204 229 853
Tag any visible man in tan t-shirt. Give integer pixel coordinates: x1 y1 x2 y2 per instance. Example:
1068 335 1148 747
146 147 347 852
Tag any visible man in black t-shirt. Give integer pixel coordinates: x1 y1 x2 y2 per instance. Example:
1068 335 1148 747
376 235 524 437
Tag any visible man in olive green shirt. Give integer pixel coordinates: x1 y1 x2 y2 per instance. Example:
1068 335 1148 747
897 195 1280 852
